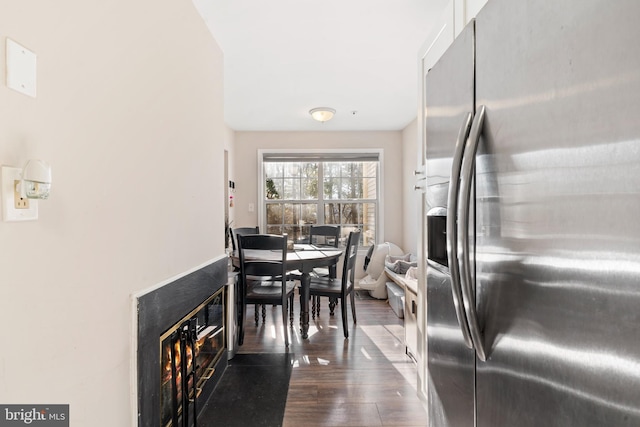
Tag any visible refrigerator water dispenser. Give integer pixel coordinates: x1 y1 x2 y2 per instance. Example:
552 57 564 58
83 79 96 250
427 207 448 267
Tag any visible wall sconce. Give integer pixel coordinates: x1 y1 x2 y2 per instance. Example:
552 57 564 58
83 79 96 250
309 107 336 123
1 159 52 222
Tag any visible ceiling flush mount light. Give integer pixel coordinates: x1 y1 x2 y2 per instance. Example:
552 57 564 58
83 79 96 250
1 159 52 222
309 107 336 123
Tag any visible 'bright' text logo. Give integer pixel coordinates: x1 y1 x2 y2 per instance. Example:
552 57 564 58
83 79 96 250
0 405 68 426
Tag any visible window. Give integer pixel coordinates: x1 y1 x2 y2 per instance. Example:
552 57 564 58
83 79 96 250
260 151 380 247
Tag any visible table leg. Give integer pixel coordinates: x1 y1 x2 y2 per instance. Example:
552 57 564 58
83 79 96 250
299 272 310 339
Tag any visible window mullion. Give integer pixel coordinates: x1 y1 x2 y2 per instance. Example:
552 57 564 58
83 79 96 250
318 163 325 226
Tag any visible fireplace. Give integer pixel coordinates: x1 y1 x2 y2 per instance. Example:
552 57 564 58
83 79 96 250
136 257 229 427
160 288 225 427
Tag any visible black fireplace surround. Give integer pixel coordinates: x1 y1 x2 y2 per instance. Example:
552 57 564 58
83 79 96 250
137 257 228 427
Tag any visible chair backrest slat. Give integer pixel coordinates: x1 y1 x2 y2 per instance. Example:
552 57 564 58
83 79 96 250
243 261 284 277
341 230 361 292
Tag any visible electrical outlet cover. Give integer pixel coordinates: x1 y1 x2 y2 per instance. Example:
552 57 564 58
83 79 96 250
1 166 38 221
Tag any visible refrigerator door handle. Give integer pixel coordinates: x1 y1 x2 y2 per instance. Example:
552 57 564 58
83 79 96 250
446 112 474 349
458 105 488 362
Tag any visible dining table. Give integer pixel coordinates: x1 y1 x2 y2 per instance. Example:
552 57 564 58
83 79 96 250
233 244 343 340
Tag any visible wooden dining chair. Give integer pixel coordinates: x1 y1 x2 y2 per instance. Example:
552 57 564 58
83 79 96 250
307 225 341 317
308 229 361 338
231 226 260 252
231 227 266 314
237 233 296 347
309 224 341 276
287 225 341 316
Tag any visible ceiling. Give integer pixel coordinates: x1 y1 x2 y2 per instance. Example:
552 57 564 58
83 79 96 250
192 0 449 132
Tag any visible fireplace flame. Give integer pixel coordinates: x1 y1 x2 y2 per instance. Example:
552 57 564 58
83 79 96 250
162 341 197 384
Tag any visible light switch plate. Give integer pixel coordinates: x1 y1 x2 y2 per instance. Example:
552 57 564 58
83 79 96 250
1 166 38 221
6 38 37 98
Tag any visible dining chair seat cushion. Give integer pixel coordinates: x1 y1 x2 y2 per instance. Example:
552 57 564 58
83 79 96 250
308 277 344 295
247 279 296 300
312 267 330 277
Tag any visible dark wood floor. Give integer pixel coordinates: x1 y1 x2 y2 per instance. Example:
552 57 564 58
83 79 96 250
238 290 427 427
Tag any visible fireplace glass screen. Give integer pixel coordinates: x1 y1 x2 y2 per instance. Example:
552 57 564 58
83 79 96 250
160 288 225 427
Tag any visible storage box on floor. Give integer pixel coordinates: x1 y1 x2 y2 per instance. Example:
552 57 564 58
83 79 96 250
386 281 404 318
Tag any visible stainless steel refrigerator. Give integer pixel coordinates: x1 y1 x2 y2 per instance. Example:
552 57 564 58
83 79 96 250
424 1 640 426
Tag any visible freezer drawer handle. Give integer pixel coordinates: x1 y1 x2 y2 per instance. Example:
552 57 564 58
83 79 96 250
446 112 474 349
458 105 488 362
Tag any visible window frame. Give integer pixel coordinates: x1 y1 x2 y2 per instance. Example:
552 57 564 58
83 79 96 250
257 149 384 246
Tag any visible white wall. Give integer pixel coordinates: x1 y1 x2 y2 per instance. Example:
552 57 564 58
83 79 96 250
0 1 226 425
232 131 405 248
401 119 420 254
